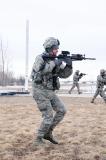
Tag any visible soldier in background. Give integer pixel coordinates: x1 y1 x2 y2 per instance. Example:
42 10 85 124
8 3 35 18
31 37 72 146
68 70 86 94
91 69 106 103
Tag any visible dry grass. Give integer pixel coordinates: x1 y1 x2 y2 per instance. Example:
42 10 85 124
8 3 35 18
0 96 106 160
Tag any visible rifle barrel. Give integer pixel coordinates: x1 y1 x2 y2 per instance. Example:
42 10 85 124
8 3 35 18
85 58 96 60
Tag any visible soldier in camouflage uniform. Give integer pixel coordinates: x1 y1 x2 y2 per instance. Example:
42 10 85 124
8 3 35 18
31 37 73 146
91 69 106 103
68 70 84 94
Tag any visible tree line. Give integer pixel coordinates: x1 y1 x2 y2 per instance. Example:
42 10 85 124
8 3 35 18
0 70 25 86
0 39 25 86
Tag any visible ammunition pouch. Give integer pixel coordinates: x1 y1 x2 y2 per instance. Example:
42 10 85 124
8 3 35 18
33 72 43 83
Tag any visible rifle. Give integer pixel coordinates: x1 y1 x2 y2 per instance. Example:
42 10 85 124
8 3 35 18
79 73 86 79
60 51 96 61
42 51 96 63
79 73 86 76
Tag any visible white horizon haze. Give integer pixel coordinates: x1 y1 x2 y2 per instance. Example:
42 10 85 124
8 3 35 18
0 0 106 81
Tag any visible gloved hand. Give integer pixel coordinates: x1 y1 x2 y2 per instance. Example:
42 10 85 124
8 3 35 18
65 57 72 66
60 61 66 69
54 58 62 66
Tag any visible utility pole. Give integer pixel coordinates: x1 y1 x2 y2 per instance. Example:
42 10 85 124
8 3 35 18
25 20 29 91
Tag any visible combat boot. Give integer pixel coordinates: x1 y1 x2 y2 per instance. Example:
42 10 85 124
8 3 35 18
68 90 71 94
44 131 58 144
78 91 82 94
32 137 45 150
91 99 94 103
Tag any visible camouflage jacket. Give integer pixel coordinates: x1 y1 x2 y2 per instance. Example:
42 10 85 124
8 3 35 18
31 52 73 90
73 73 81 83
96 75 106 88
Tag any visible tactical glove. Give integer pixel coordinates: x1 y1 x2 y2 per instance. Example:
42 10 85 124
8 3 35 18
54 59 62 66
60 61 66 69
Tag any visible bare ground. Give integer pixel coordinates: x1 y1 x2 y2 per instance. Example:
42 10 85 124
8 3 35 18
0 96 106 160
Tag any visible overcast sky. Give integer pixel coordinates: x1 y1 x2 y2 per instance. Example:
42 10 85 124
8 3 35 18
0 0 106 81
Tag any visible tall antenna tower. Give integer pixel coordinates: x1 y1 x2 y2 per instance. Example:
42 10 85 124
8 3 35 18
25 20 29 91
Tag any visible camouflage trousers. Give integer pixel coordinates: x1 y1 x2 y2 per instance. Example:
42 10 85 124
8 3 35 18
92 87 106 102
69 82 81 94
32 85 66 138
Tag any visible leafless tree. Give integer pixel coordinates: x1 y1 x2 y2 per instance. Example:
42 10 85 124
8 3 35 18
0 39 25 86
0 39 9 86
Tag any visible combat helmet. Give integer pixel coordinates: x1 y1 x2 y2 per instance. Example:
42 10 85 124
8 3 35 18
75 70 79 73
43 37 60 53
100 69 105 75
